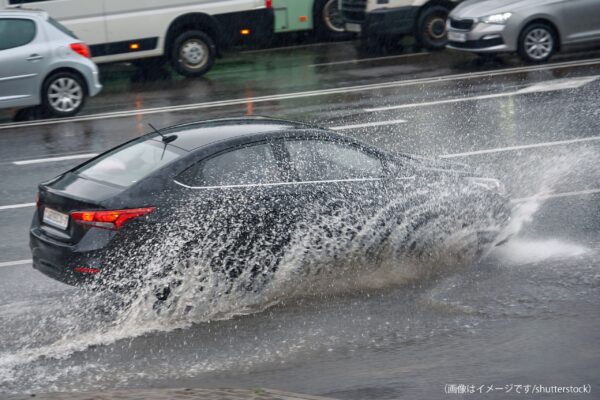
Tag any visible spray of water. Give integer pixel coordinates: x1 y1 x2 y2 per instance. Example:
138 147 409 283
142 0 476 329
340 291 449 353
1 144 597 392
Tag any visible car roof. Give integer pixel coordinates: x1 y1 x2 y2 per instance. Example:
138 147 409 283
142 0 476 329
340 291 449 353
0 8 48 19
151 117 332 151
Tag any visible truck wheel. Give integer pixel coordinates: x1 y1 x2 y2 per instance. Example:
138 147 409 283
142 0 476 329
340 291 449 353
518 23 557 63
314 0 348 40
415 5 450 50
170 30 216 78
41 71 87 118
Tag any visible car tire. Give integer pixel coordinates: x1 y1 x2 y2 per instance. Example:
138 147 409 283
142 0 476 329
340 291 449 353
415 5 450 50
314 0 349 40
518 23 557 63
170 30 216 78
41 71 87 118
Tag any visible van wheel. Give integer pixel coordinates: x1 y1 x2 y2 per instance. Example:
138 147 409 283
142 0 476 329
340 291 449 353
170 30 216 78
518 23 556 63
314 0 348 40
41 71 86 118
415 5 450 50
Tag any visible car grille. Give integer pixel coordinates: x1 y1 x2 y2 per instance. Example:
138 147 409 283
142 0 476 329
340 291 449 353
341 0 367 22
450 18 474 31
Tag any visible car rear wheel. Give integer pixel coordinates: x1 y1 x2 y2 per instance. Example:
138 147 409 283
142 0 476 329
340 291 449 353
41 71 86 118
518 23 557 63
314 0 348 40
170 30 216 78
415 5 450 50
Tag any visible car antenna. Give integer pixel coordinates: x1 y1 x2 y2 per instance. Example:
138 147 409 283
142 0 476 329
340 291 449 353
148 123 177 144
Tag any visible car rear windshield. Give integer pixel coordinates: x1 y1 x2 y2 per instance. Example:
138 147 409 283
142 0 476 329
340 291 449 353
73 140 185 188
47 17 78 39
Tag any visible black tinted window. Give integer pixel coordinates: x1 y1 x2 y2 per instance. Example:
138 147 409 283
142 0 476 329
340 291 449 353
0 18 36 51
285 140 383 181
74 140 185 188
198 144 281 187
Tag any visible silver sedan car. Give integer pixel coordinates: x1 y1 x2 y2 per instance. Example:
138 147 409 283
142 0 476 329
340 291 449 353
0 9 102 118
446 0 600 63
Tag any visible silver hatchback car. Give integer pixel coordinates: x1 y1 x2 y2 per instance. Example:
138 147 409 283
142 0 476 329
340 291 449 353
0 9 102 117
446 0 600 63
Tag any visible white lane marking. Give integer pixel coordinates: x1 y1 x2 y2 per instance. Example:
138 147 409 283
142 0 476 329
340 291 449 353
240 41 354 54
330 119 407 130
12 153 98 165
308 52 428 68
366 75 599 111
0 259 32 269
511 188 600 203
0 202 35 210
2 57 600 130
440 136 600 158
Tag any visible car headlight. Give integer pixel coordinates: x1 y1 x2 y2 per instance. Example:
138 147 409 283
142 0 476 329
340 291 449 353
480 12 512 25
467 177 506 195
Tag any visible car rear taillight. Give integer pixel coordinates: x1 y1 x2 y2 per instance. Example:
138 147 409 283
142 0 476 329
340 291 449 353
265 0 272 8
71 207 155 230
35 192 41 208
74 267 100 274
69 42 91 58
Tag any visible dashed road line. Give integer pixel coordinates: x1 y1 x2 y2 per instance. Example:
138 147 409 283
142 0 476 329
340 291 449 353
12 153 98 165
0 259 31 269
308 52 428 68
440 136 600 158
330 119 407 130
365 75 599 111
0 202 36 210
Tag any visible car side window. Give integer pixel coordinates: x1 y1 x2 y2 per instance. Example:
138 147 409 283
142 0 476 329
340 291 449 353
284 140 383 181
0 19 36 51
197 143 282 187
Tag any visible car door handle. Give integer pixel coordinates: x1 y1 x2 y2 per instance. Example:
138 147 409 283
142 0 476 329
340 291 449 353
26 54 44 61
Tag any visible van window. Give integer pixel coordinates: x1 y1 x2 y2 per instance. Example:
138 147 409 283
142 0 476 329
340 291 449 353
74 140 185 188
0 18 36 51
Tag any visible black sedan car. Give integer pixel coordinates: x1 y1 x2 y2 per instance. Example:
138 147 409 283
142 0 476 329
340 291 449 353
30 117 510 296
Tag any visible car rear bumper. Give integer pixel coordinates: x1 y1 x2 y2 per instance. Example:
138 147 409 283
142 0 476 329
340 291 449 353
30 225 105 286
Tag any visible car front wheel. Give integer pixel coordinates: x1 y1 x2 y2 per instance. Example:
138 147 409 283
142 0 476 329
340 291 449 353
170 30 216 78
41 71 86 118
518 23 557 63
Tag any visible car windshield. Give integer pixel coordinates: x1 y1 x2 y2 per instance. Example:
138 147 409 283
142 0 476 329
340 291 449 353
73 140 184 188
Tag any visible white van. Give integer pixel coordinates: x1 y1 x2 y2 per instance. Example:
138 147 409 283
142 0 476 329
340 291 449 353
2 0 273 77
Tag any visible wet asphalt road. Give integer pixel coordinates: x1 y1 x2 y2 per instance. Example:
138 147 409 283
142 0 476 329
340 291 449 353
0 42 599 398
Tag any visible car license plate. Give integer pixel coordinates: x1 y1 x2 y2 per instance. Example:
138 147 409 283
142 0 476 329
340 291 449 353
448 31 467 42
345 23 361 33
43 207 69 230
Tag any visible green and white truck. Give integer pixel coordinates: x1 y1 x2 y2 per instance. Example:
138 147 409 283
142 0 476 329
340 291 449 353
272 0 346 39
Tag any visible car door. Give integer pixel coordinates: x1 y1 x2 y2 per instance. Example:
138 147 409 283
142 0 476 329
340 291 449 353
275 136 393 273
173 140 293 292
0 17 48 109
561 0 600 43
